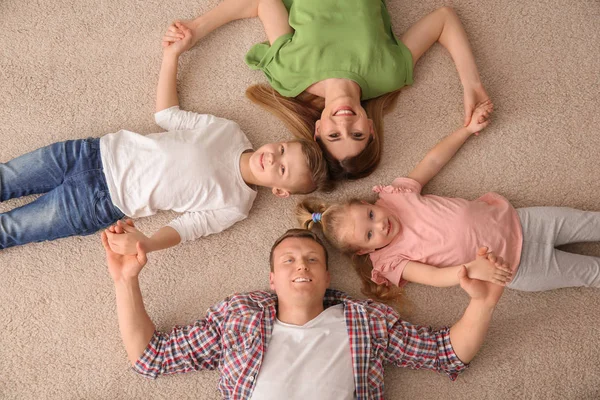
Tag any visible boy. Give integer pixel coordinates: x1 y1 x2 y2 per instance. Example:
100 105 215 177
0 22 328 252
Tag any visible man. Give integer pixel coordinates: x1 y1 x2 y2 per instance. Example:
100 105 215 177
104 226 505 399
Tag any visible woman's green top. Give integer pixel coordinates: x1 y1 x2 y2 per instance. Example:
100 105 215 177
245 0 414 100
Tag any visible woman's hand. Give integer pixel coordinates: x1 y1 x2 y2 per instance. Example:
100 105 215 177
464 83 493 129
162 21 194 58
465 99 493 135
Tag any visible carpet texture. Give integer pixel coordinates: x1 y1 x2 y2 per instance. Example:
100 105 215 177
1 0 599 398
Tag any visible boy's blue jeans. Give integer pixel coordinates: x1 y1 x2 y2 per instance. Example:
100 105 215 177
0 138 125 249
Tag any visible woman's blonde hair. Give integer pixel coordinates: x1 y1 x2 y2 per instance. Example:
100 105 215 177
295 197 405 307
246 84 402 181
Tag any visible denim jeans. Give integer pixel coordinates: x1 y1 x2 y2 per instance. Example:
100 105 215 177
0 138 125 248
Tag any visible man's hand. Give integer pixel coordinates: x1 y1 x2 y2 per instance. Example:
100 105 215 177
458 248 506 308
162 21 195 58
466 246 512 286
105 219 150 256
101 229 148 283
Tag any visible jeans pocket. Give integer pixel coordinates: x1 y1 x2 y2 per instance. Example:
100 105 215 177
92 190 120 229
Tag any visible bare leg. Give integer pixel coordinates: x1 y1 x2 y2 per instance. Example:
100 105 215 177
400 7 490 126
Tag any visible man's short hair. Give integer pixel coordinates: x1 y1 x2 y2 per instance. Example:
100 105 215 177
269 228 329 272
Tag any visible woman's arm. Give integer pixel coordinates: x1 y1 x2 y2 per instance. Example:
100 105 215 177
400 7 490 126
163 0 291 48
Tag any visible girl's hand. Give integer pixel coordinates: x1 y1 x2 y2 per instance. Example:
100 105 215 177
463 83 492 128
458 248 506 308
466 246 513 285
101 230 148 282
162 21 194 57
466 99 493 136
105 220 151 256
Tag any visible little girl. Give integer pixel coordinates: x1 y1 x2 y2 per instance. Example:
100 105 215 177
297 101 600 301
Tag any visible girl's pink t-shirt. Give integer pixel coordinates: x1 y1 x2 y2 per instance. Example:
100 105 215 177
368 177 523 287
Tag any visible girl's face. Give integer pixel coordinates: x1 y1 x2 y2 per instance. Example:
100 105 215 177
339 203 400 254
314 100 374 161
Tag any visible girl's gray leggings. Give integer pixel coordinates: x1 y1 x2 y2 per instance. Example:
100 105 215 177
508 207 600 291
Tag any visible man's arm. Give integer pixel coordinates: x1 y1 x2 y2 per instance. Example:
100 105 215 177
102 231 158 363
115 275 157 364
407 100 493 188
102 231 224 376
448 266 504 363
383 254 505 377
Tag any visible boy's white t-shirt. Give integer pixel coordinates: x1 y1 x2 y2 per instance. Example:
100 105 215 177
99 106 257 242
250 304 356 400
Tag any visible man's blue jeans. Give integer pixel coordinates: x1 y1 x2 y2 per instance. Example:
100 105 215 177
0 138 125 248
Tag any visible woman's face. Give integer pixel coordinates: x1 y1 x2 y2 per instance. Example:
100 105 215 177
315 100 374 161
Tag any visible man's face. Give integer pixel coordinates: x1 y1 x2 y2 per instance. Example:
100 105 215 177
270 237 330 304
247 141 313 198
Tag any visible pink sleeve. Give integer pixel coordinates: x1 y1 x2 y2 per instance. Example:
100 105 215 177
372 177 422 195
371 258 411 287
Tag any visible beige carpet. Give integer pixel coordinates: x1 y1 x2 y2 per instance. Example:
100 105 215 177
1 0 599 398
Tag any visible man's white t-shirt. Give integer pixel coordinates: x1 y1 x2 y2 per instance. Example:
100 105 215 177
250 304 356 400
99 106 257 242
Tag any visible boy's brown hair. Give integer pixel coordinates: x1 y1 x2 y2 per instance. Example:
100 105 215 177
291 139 333 194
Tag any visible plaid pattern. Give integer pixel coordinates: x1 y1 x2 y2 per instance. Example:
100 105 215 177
133 289 467 399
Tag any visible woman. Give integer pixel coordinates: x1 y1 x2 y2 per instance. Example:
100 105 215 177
164 0 490 180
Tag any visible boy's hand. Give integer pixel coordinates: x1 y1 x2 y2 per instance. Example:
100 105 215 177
466 246 513 286
162 21 194 57
465 99 493 135
105 219 151 256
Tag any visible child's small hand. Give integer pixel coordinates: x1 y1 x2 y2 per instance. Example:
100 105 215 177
466 246 513 285
463 83 492 127
466 99 493 136
101 228 148 282
105 220 150 256
162 21 185 47
162 21 194 58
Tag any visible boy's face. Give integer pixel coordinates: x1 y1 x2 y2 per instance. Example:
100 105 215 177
249 141 312 197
